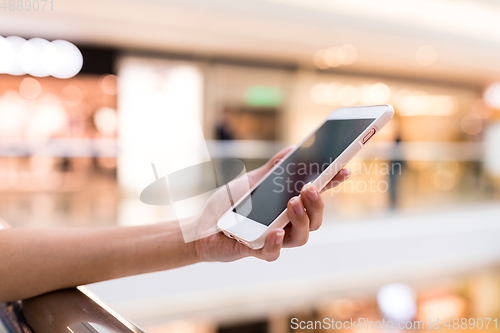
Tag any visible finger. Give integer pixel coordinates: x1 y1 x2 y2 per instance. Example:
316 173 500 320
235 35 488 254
320 168 351 194
248 146 295 186
283 196 310 247
300 183 325 231
252 229 284 262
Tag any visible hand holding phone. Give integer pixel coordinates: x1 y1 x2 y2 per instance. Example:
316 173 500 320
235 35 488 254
193 146 351 262
217 105 394 249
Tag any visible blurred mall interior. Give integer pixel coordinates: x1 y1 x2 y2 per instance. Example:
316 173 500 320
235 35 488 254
1 0 500 332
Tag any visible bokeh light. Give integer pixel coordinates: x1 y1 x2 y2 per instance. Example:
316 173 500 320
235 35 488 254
313 49 329 69
483 82 500 109
61 85 84 106
377 283 416 322
94 107 118 135
369 83 391 104
26 94 68 139
338 85 359 106
19 77 42 99
309 82 393 106
99 74 119 95
461 113 483 135
415 45 437 66
396 93 457 116
0 90 27 136
314 45 358 69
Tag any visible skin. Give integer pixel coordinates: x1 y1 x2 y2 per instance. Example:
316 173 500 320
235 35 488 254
0 147 350 302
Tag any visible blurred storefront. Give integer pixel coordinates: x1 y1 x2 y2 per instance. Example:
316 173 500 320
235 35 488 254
2 44 498 227
0 43 119 227
1 4 500 328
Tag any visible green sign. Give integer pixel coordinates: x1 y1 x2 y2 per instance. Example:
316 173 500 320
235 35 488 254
244 86 282 107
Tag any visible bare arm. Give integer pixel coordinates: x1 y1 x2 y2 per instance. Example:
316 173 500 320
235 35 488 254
0 147 350 303
0 222 198 302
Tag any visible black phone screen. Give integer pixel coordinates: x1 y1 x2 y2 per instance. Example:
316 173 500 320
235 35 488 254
234 118 375 226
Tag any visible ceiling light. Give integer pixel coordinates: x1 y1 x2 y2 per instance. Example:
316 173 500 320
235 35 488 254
4 36 26 75
0 36 16 73
0 35 83 78
48 40 83 79
18 37 51 77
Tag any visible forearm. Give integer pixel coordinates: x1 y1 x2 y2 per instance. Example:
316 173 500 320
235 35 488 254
0 222 199 302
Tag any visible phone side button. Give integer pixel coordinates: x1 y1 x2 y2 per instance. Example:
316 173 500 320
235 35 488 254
361 128 376 144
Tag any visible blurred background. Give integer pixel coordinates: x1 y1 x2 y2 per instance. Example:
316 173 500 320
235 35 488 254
1 0 500 332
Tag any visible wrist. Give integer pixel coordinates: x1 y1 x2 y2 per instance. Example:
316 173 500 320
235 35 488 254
145 221 202 269
172 217 205 263
193 238 205 263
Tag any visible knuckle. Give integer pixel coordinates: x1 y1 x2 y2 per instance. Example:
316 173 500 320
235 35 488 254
318 200 325 209
265 251 280 262
310 223 321 231
296 215 309 225
295 233 309 247
297 239 307 247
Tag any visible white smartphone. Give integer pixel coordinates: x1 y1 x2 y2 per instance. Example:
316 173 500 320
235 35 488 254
217 104 394 249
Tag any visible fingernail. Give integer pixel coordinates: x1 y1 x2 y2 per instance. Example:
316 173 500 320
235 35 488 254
305 183 318 201
291 197 304 215
275 230 284 245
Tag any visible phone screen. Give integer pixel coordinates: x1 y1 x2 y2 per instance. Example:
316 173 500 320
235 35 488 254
234 118 375 226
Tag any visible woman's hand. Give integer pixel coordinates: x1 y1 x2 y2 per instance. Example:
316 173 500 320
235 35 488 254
193 146 351 263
